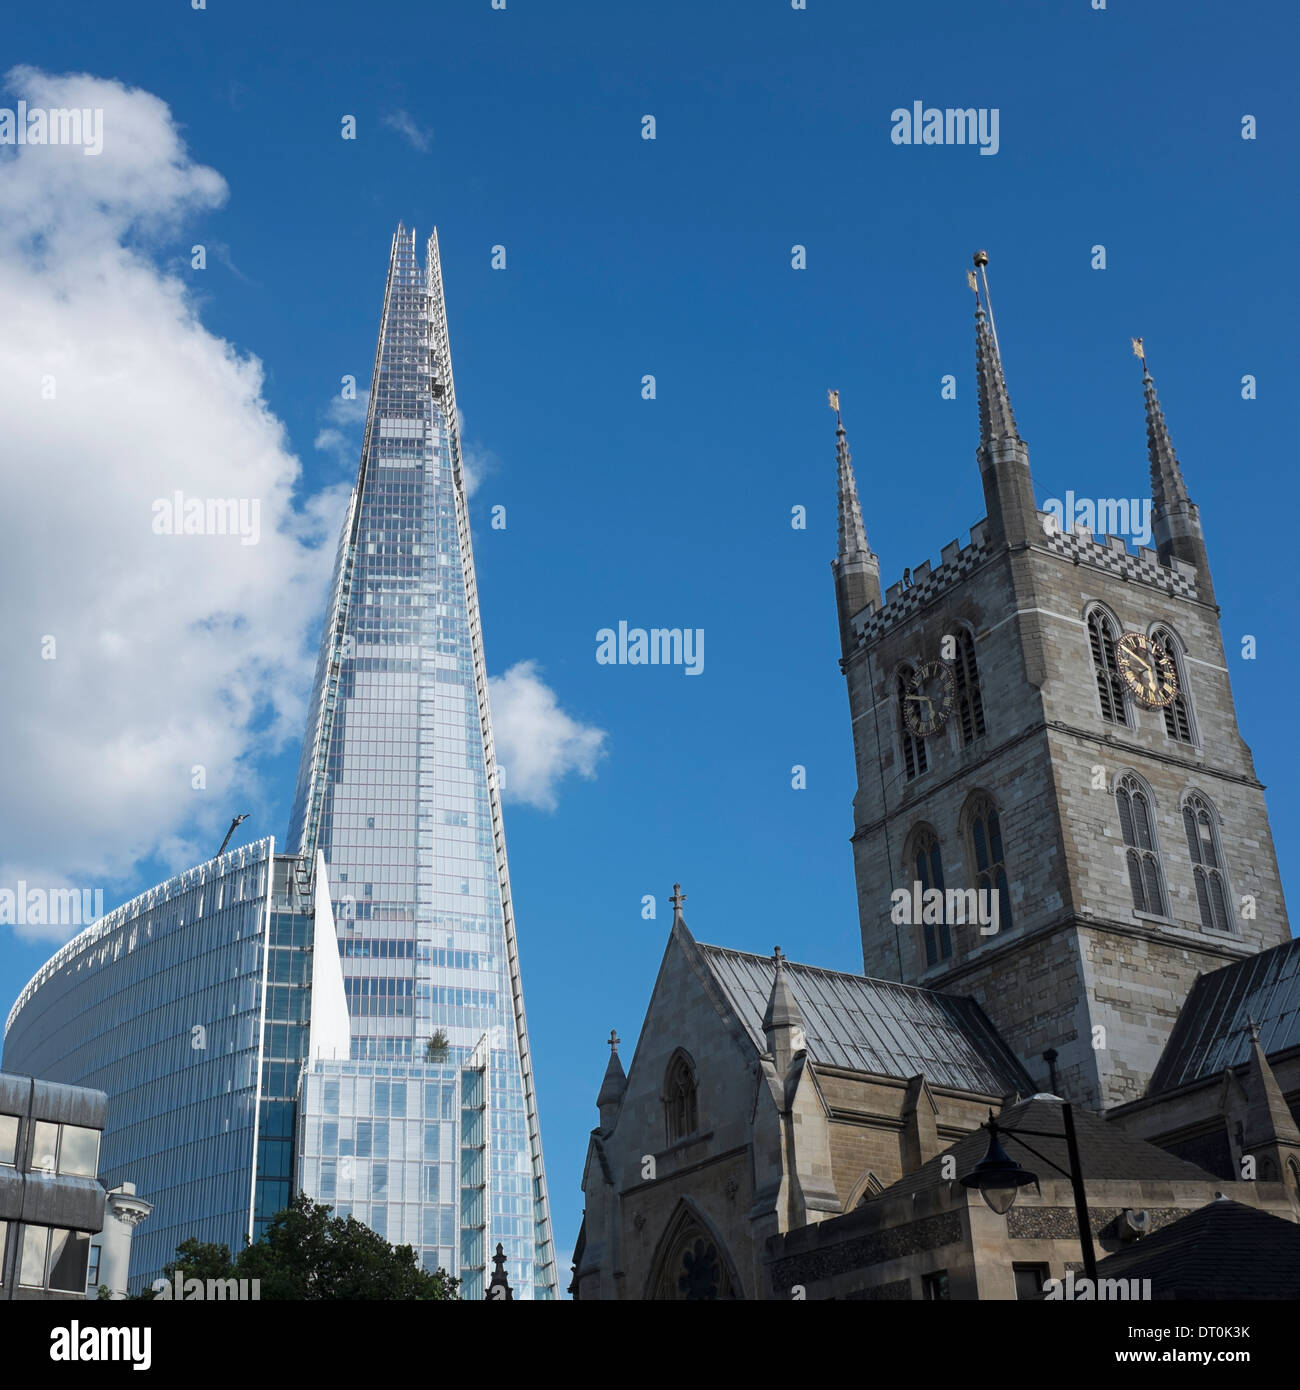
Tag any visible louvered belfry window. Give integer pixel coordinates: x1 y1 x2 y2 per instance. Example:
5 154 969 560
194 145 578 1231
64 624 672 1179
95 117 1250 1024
954 630 986 745
898 666 929 779
1151 626 1195 744
1089 610 1128 725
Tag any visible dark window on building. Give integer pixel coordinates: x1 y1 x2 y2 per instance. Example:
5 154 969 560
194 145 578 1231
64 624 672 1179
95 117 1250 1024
1183 793 1232 932
953 630 986 744
1013 1263 1049 1300
913 828 951 966
922 1269 950 1301
1117 774 1166 916
898 665 929 779
664 1053 699 1145
968 794 1013 933
1152 626 1195 743
1088 610 1128 725
87 1244 101 1288
18 1226 90 1294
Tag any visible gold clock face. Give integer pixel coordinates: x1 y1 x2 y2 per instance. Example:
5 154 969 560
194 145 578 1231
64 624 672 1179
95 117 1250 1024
1117 631 1178 708
903 660 956 737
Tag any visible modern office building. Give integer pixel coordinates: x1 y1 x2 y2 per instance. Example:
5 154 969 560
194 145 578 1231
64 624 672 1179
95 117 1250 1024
0 1071 107 1300
3 840 349 1289
286 225 557 1299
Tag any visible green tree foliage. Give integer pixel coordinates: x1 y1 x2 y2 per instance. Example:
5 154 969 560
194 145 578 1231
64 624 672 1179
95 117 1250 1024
134 1194 460 1300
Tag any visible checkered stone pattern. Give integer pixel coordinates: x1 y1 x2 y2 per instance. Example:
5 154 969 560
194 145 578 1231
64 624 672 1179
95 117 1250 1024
1037 521 1199 601
851 537 991 649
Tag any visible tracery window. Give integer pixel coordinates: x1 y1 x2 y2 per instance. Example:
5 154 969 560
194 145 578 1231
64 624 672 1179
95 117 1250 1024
663 1052 698 1145
912 826 951 966
967 794 1013 932
1117 774 1166 916
1183 792 1232 932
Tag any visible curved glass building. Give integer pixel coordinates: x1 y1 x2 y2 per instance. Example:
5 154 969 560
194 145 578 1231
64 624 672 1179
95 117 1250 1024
2 841 349 1288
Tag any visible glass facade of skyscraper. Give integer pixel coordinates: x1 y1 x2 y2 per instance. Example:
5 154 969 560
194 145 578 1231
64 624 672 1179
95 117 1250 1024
287 225 556 1298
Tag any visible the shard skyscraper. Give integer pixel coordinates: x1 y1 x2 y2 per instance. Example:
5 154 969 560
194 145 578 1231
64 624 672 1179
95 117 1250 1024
287 226 556 1298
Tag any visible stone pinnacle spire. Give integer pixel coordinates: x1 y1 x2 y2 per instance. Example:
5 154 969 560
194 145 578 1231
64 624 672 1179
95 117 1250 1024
828 393 881 654
974 303 1020 447
1131 338 1215 604
763 947 806 1073
968 251 1038 548
1139 347 1191 513
597 1028 627 1125
835 411 871 560
762 946 803 1032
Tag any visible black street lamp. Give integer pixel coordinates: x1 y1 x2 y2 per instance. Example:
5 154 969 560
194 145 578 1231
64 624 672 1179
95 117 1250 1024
959 1100 1098 1283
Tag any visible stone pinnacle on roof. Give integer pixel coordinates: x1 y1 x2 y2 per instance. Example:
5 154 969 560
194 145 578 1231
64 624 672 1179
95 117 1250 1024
762 945 804 1034
1243 1015 1300 1147
669 883 687 926
596 1028 627 1113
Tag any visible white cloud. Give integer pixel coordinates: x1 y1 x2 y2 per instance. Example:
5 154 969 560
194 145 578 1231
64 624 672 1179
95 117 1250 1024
457 409 495 499
488 662 607 812
314 390 369 469
0 66 346 941
382 110 432 152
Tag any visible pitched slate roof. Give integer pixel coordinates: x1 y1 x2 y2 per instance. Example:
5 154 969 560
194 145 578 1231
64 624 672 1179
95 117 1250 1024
694 942 1033 1096
1150 936 1300 1094
1092 1198 1300 1299
872 1094 1215 1203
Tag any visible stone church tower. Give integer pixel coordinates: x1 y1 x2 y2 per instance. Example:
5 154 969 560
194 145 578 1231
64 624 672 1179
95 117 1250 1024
835 255 1291 1109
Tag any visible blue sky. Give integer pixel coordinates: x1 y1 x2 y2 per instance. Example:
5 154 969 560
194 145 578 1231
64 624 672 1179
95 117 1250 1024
2 0 1297 1278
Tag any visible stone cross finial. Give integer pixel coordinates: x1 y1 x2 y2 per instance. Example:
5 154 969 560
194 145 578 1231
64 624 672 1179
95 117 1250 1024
1248 1015 1262 1043
608 1029 620 1054
669 884 686 913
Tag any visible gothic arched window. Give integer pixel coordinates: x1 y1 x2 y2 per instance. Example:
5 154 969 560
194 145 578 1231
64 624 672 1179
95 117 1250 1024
898 665 929 779
954 629 987 745
663 1052 698 1145
1088 608 1128 725
1116 774 1166 916
646 1203 741 1300
1183 791 1232 932
967 794 1013 932
1151 625 1195 744
911 826 950 966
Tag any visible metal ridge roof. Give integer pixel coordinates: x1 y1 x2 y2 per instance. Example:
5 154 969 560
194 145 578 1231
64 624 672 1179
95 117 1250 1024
1149 936 1300 1094
695 941 1033 1096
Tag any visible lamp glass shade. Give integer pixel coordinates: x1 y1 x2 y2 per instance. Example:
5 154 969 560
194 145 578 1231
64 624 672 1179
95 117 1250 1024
959 1129 1038 1216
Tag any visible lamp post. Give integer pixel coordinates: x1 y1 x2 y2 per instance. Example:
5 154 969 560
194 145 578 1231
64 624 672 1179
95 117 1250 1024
959 1102 1098 1283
